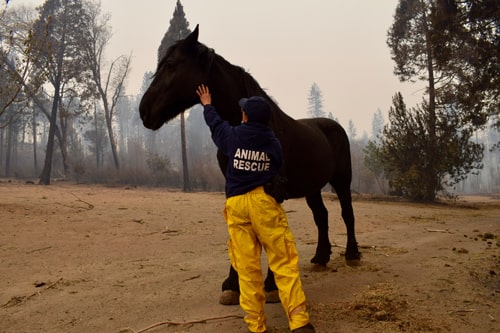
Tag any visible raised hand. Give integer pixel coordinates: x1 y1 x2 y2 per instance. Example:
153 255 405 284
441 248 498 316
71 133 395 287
196 84 211 106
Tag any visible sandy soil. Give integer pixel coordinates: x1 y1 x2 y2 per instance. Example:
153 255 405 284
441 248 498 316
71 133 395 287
0 180 498 333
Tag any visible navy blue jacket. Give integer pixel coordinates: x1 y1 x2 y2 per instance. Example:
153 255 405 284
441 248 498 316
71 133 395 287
203 104 282 198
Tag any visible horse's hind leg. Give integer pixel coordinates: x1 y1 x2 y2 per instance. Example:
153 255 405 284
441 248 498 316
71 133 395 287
332 178 361 264
306 192 332 265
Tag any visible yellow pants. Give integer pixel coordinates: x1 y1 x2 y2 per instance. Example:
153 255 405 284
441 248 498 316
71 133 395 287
224 186 310 332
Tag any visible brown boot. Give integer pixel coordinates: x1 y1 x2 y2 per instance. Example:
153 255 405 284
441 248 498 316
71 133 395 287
292 323 316 332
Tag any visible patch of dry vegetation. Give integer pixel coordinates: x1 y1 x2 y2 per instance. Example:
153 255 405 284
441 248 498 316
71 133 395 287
306 282 448 332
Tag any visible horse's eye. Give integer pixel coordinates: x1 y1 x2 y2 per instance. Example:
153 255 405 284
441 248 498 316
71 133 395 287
165 60 175 69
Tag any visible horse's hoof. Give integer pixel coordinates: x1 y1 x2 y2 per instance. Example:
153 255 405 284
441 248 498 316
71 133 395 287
265 290 280 303
346 258 361 267
310 253 330 265
311 264 328 272
219 290 240 305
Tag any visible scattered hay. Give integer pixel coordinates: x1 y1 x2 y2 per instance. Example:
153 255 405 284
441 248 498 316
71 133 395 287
307 282 447 332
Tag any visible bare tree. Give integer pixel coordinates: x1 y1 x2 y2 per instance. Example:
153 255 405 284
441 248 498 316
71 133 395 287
0 5 42 119
81 1 131 170
31 0 91 184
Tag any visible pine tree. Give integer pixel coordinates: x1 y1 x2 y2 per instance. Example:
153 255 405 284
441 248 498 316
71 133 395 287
307 82 325 118
157 0 192 191
384 0 487 200
378 93 483 200
431 0 499 130
157 0 191 63
371 109 384 140
347 120 357 141
363 140 386 194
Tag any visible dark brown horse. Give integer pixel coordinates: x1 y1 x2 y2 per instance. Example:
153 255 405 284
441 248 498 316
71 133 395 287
139 25 360 304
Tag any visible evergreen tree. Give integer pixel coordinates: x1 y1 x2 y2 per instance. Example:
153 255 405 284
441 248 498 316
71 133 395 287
378 93 483 200
363 140 387 194
371 108 384 139
157 0 192 191
307 82 325 118
327 112 339 124
347 120 357 141
385 0 487 200
387 0 439 196
431 0 499 132
157 0 191 63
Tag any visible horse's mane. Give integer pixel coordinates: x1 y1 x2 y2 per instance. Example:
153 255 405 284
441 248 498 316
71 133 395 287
237 62 282 112
238 65 268 98
154 40 214 78
211 51 277 107
155 37 282 117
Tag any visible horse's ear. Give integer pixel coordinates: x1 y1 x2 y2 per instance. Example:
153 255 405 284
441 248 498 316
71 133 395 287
185 24 199 45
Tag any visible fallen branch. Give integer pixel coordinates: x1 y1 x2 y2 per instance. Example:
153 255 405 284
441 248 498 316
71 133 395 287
424 228 451 233
121 314 244 333
450 308 476 315
58 192 94 210
183 274 201 282
162 229 180 234
26 246 52 254
1 277 63 308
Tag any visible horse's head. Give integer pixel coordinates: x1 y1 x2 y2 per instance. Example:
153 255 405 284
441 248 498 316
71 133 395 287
139 25 213 130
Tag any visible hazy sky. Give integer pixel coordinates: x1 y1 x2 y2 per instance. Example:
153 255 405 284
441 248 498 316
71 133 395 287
12 0 424 135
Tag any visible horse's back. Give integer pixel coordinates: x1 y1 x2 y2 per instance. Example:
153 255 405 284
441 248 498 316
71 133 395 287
297 117 350 153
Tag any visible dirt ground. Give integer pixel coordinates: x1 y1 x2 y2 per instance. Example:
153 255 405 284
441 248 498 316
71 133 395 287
0 180 498 333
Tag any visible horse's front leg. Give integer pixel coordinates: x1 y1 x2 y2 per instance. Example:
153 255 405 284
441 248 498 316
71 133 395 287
219 265 240 305
306 192 332 265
